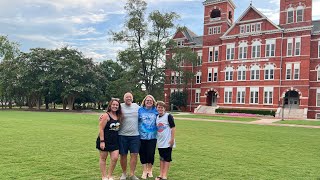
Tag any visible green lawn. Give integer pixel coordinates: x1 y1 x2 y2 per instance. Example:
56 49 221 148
174 114 258 122
276 120 320 126
1 111 320 179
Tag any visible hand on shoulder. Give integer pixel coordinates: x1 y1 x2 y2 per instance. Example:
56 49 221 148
99 113 110 122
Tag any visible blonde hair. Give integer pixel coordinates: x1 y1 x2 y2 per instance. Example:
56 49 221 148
141 95 157 107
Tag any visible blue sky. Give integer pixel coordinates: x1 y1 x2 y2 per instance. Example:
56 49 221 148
1 0 320 62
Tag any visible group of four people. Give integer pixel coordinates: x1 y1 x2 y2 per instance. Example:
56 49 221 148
96 92 176 180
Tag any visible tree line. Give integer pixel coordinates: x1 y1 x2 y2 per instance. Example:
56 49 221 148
0 0 197 110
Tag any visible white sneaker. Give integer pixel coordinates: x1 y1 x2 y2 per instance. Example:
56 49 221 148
120 173 127 180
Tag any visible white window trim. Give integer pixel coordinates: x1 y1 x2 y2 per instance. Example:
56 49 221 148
264 65 275 80
318 41 320 58
250 66 260 80
317 89 320 107
250 87 259 104
295 37 301 56
214 46 219 62
236 87 246 104
252 41 261 59
208 68 213 82
226 44 235 60
213 67 218 82
237 66 246 81
287 8 294 24
293 63 300 80
286 63 292 80
296 6 304 22
263 87 273 105
225 67 233 81
265 39 276 57
224 88 233 104
287 38 293 57
195 89 201 103
317 67 320 81
239 43 248 60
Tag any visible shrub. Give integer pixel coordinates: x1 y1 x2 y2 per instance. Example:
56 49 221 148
216 108 276 116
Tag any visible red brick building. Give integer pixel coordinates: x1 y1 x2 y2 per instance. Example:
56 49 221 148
164 0 320 119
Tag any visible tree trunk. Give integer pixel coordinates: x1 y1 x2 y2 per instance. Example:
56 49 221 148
62 97 67 110
67 96 75 110
45 96 49 110
8 101 12 109
36 97 41 110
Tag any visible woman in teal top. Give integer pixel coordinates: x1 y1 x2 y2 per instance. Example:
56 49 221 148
138 95 158 179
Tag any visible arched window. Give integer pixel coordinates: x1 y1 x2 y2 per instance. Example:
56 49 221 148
264 64 275 80
211 9 221 19
250 65 260 80
225 67 233 81
237 66 246 81
296 6 304 22
239 42 248 59
252 41 261 58
287 7 294 24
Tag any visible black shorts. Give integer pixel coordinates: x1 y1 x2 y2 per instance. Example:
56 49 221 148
158 147 172 162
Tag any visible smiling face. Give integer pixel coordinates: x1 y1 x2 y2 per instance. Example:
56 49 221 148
156 105 165 116
123 93 133 106
110 100 119 112
145 97 154 109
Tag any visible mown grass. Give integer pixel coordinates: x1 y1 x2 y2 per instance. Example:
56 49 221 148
1 111 320 179
275 120 320 126
173 114 258 122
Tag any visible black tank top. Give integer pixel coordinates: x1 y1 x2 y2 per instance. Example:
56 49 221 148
103 113 120 145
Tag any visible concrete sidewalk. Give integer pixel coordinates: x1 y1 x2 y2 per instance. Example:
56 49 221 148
175 117 320 129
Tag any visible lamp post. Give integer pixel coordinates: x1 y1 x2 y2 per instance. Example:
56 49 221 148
164 93 167 105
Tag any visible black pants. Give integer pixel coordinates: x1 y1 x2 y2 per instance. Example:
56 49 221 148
139 139 157 165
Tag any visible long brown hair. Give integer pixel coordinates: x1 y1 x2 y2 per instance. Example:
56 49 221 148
106 98 122 123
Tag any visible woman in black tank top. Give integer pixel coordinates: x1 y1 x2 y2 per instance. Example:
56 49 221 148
96 98 122 180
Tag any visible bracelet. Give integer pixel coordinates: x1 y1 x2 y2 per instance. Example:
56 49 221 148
100 140 105 142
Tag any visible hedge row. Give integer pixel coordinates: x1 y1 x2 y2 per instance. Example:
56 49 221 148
215 108 276 116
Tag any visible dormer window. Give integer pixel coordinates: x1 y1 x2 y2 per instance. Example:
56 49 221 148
287 7 294 24
177 40 184 47
240 22 262 34
296 6 304 22
211 9 221 19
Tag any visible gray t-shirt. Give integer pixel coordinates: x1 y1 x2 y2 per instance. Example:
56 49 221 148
119 103 140 136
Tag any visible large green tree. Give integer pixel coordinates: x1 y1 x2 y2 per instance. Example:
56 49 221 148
111 0 179 96
0 35 19 61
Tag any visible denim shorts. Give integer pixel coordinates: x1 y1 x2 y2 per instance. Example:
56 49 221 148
118 135 141 155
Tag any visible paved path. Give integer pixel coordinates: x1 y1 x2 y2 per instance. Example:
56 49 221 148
175 117 320 129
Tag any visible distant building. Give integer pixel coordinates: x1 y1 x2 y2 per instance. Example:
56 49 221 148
164 0 320 119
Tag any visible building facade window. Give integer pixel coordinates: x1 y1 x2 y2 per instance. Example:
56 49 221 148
214 47 219 62
208 68 212 82
236 87 245 104
296 6 304 22
209 47 213 62
295 37 301 56
287 38 293 56
196 71 202 84
252 41 261 58
250 65 260 80
240 22 262 34
197 52 202 66
213 67 218 82
286 63 292 80
224 87 233 104
287 7 294 24
208 26 221 35
317 67 320 81
226 44 235 60
177 40 184 47
195 89 201 103
318 41 320 58
293 63 300 80
225 67 233 81
264 64 274 80
264 87 273 105
239 42 248 59
250 87 259 104
317 89 320 107
237 66 246 81
266 39 276 57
